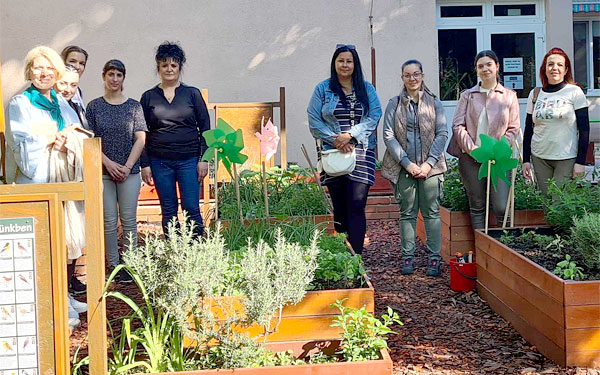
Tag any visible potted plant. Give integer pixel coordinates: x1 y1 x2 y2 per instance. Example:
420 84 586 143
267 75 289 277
475 179 600 367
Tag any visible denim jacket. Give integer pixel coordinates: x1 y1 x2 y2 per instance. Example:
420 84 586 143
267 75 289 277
307 78 382 150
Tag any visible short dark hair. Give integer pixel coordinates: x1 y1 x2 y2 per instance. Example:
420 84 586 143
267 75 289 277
401 59 423 73
474 50 501 83
329 45 370 112
102 59 126 76
155 41 186 68
61 45 89 63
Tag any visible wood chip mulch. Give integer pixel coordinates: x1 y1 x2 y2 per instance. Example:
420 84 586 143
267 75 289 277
363 219 597 375
69 219 600 374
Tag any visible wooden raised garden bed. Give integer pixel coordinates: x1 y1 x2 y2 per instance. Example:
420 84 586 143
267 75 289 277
142 340 392 375
417 207 546 261
475 228 600 367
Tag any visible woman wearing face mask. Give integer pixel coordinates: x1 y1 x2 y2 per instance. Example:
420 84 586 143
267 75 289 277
307 44 382 254
522 47 589 195
140 42 210 238
447 50 520 230
382 60 447 276
86 59 147 282
61 45 88 108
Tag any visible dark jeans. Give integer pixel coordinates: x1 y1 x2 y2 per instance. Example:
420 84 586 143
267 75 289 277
458 153 510 230
326 176 370 254
149 156 203 237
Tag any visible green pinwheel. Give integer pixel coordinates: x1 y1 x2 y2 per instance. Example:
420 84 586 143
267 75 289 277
202 118 248 177
469 134 518 191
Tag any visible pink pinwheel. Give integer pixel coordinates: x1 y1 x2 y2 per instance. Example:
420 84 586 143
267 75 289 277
255 117 280 161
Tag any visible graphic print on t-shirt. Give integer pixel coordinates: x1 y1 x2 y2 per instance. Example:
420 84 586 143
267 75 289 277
534 98 568 120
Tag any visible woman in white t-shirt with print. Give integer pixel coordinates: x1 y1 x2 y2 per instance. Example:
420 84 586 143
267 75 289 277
522 47 590 195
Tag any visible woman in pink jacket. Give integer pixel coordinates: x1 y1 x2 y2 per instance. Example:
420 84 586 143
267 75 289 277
447 50 520 229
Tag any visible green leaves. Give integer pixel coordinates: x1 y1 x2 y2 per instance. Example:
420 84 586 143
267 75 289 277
469 134 518 191
553 254 586 281
202 118 248 178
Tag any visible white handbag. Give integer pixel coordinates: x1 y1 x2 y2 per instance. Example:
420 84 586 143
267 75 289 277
318 146 356 176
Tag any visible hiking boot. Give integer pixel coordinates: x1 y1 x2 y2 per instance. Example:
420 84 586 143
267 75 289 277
69 276 86 295
426 258 441 277
401 258 414 275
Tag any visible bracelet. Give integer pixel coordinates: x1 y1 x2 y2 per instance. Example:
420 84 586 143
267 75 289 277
124 165 132 170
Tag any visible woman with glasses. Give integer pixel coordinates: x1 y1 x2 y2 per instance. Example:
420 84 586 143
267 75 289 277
381 60 447 276
522 47 589 195
5 46 86 331
307 44 382 254
447 50 520 229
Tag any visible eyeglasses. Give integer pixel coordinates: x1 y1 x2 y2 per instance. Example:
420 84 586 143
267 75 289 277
402 72 423 80
336 44 356 50
30 66 56 75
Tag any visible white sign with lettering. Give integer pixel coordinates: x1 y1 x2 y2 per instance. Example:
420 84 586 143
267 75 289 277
503 58 523 73
505 75 524 90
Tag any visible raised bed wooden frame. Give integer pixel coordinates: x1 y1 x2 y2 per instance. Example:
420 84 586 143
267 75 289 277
476 228 600 367
417 207 546 261
139 340 392 375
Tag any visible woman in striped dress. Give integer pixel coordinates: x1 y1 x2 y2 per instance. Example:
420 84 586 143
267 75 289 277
307 44 382 254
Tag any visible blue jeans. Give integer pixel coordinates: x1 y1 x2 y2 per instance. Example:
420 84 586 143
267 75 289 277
149 156 204 237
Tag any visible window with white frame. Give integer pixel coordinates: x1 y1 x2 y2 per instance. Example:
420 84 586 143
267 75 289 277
437 1 545 101
573 19 600 93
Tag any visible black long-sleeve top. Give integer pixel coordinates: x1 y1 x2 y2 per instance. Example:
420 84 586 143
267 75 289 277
523 82 590 164
140 83 210 167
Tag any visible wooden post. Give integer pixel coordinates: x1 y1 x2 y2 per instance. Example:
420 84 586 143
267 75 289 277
485 160 492 235
0 60 6 183
233 163 243 224
83 138 108 375
279 87 287 170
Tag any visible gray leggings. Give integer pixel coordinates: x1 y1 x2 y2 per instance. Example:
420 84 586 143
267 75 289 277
103 173 141 268
458 153 510 230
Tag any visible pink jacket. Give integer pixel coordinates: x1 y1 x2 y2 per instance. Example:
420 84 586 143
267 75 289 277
447 83 520 156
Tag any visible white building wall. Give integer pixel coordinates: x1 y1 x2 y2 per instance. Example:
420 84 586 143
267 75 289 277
1 0 438 166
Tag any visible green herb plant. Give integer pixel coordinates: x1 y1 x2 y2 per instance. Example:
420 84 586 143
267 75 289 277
331 299 403 362
544 179 600 233
553 254 586 281
311 234 366 290
571 212 600 269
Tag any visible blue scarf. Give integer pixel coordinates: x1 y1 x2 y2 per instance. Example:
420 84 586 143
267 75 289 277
23 85 65 131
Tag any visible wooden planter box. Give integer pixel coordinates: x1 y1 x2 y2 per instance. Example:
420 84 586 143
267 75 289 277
140 340 392 375
218 214 335 234
187 273 374 345
476 228 600 367
417 207 546 261
370 170 393 195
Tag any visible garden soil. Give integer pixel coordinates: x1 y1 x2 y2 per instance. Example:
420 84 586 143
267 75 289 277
69 221 599 374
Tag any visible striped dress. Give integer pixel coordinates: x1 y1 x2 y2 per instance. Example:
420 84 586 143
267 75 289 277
321 92 376 186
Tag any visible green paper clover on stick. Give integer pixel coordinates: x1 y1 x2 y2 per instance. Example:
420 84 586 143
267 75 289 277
201 118 248 178
469 134 518 191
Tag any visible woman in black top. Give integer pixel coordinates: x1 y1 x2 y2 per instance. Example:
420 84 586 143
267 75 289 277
140 42 210 237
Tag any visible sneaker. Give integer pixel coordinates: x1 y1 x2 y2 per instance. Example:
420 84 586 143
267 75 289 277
116 268 133 284
426 259 441 277
69 317 81 332
69 276 86 295
401 258 414 275
68 298 80 319
69 294 87 314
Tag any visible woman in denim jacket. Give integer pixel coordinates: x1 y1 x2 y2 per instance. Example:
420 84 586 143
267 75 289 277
447 50 520 229
307 44 382 254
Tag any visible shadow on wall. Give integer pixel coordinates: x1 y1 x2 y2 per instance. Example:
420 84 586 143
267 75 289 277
1 3 114 100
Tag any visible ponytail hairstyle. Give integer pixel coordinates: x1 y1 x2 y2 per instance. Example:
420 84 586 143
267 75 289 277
401 59 437 98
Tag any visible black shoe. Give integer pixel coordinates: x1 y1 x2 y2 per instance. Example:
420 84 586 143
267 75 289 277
69 276 87 294
401 258 414 275
116 268 133 284
426 259 441 277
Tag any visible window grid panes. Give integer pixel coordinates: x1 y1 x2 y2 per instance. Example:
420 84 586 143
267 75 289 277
440 5 483 18
494 4 536 17
593 21 600 89
574 22 589 88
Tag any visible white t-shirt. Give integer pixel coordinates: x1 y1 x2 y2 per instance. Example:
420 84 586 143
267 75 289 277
526 84 588 160
475 86 492 147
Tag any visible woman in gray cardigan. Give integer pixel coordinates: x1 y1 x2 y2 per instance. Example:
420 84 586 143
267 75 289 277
382 60 448 277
